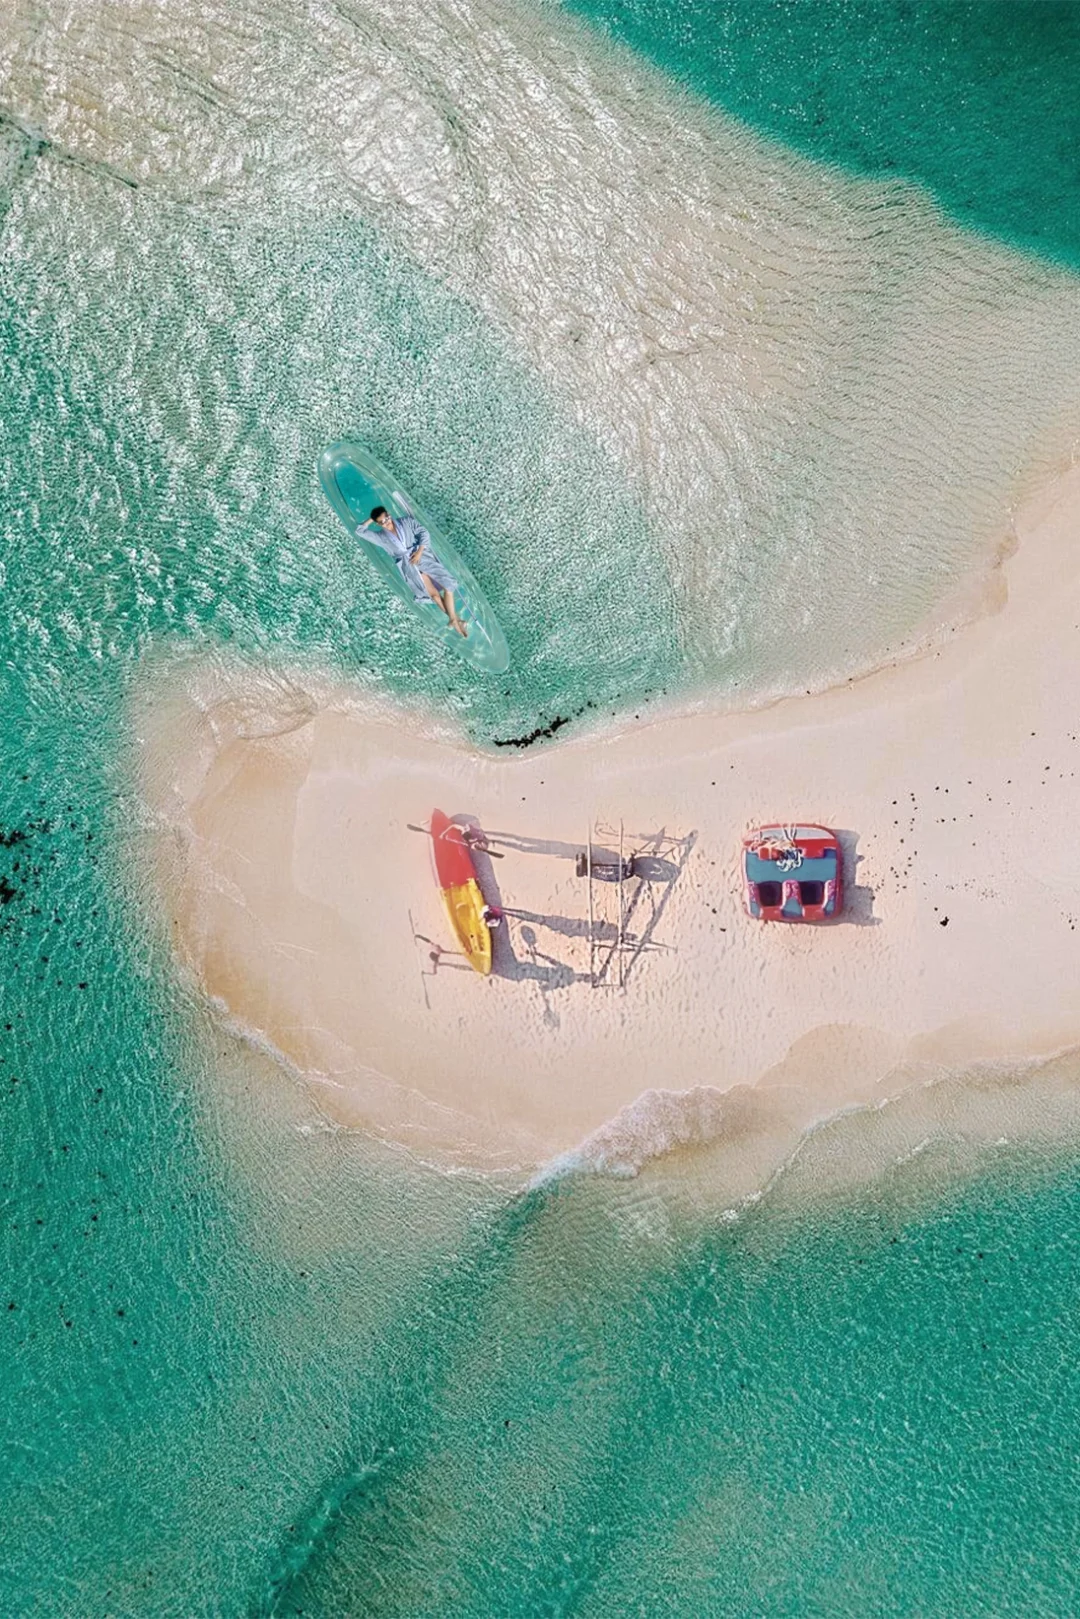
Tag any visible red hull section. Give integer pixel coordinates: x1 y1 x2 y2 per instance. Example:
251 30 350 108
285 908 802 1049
430 809 478 888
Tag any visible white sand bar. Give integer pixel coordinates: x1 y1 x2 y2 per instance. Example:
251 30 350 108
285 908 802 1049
141 465 1080 1171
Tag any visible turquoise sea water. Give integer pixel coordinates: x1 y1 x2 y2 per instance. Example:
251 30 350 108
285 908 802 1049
3 1 1080 1613
564 0 1080 269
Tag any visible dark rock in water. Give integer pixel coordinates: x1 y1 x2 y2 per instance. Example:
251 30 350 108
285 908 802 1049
493 698 597 749
493 714 572 748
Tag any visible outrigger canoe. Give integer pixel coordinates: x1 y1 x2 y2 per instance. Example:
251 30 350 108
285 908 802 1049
318 441 510 674
430 809 493 975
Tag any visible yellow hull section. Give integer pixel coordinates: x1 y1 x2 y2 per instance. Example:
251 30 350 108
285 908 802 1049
441 878 492 976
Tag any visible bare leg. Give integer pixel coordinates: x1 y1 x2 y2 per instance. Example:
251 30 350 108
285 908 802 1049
419 573 468 637
442 588 468 638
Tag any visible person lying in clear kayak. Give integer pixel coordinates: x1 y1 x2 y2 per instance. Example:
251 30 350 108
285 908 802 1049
358 506 467 638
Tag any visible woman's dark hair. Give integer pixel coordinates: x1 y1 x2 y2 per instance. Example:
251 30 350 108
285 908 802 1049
370 506 388 522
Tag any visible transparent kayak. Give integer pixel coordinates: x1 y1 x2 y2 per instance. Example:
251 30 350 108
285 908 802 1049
318 442 510 674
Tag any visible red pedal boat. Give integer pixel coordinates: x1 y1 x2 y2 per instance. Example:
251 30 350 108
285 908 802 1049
743 824 843 921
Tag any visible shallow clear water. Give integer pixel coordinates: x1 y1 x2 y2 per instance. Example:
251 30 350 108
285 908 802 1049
4 0 1080 732
265 1149 1080 1618
3 1 1080 1613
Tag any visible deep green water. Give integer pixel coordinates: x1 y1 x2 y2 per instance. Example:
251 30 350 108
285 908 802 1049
563 0 1080 270
3 1 1080 1613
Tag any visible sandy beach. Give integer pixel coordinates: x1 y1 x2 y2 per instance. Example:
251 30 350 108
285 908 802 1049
138 460 1080 1175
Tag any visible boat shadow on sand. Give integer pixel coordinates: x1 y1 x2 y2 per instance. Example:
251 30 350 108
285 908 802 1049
454 819 696 989
473 831 679 884
835 831 879 927
445 820 582 990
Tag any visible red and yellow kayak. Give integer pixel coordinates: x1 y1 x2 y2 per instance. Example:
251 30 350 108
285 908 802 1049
430 809 492 976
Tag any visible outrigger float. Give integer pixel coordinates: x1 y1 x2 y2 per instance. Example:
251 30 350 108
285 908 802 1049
429 809 493 975
742 824 843 921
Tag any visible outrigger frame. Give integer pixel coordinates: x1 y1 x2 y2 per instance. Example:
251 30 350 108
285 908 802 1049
583 818 632 989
